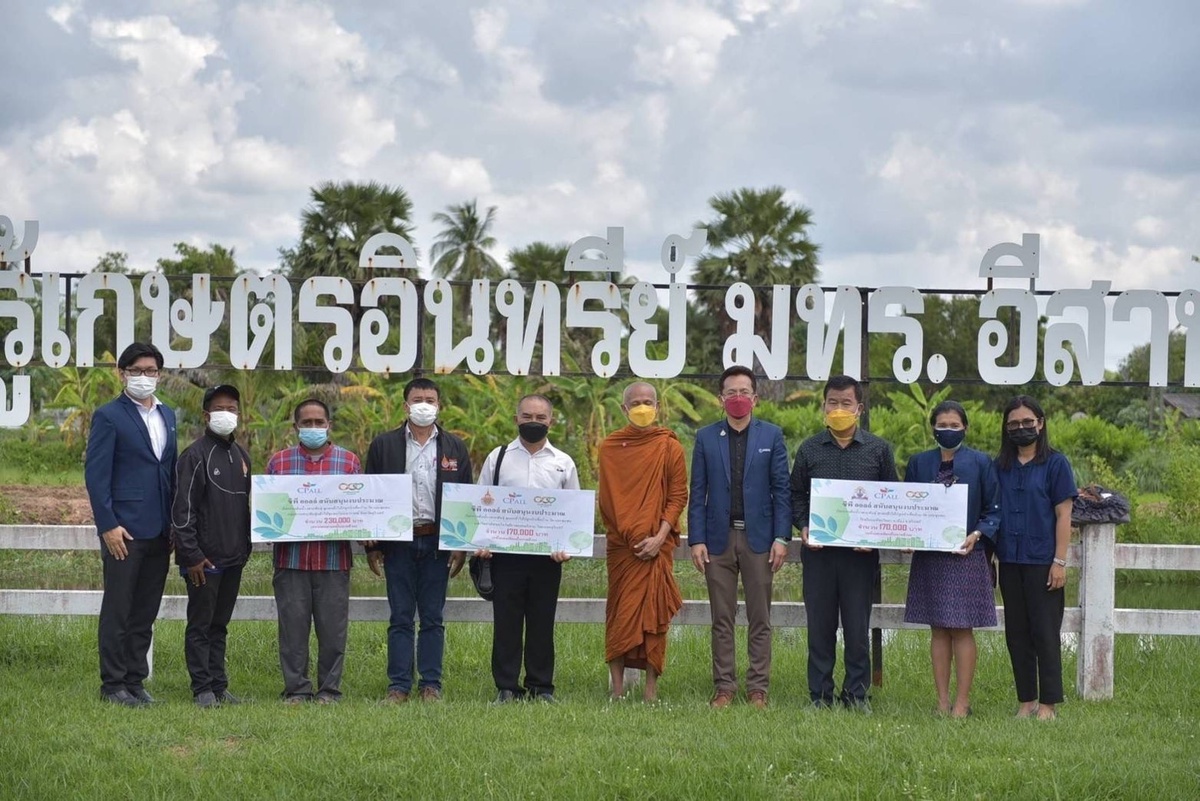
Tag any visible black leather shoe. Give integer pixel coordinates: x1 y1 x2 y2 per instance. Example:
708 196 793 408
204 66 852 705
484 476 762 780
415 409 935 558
195 690 219 708
217 690 242 705
533 692 556 704
128 688 155 705
492 690 519 705
101 689 140 707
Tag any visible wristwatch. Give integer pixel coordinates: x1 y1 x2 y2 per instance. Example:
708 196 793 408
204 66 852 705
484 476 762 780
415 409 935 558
1052 557 1067 567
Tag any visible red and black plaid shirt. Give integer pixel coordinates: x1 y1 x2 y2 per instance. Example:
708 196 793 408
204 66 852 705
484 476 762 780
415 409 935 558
266 444 362 571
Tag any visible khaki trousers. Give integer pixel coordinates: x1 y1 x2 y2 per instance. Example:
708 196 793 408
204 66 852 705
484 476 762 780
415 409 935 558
705 527 774 694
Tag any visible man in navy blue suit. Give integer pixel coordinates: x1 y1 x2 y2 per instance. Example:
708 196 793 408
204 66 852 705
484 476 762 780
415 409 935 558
688 365 792 709
85 342 177 706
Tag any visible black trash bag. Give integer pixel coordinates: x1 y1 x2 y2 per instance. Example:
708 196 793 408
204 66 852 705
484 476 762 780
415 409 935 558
1071 484 1131 525
469 555 494 601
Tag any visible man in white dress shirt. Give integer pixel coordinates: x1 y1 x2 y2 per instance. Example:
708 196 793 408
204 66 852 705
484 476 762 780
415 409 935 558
475 394 580 703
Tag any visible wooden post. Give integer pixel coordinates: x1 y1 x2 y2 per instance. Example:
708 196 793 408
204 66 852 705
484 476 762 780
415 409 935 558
1077 522 1116 699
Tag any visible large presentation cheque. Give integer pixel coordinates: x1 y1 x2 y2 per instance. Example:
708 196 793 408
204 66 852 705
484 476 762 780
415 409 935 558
438 483 596 557
808 478 970 551
251 474 413 542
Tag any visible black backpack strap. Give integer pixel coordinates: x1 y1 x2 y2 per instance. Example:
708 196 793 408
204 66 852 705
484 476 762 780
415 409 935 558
492 445 506 485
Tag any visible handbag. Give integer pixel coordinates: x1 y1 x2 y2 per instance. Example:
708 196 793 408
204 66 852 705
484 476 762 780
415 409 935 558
1071 484 1131 525
466 444 507 602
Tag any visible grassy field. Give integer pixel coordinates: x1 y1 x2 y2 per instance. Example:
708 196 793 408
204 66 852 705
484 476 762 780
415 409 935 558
1 614 1198 800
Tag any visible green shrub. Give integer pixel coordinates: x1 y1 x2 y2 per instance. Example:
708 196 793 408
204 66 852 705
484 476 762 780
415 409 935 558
0 430 84 475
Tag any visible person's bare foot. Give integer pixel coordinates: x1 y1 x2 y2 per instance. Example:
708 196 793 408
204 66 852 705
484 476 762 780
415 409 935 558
950 702 971 719
1036 704 1057 720
1015 702 1038 718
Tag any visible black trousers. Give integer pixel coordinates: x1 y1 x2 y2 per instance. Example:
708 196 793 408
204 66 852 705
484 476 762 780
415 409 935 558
184 564 244 697
999 562 1065 704
491 554 562 696
98 536 169 694
801 547 878 704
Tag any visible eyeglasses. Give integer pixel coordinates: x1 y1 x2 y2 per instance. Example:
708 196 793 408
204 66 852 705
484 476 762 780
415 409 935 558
721 390 755 399
123 368 160 378
1005 419 1040 432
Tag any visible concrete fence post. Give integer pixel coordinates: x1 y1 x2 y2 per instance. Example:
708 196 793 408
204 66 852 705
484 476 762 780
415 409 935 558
1076 522 1116 700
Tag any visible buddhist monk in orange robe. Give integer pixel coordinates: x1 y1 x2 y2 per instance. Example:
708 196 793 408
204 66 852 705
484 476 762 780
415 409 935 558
599 382 687 701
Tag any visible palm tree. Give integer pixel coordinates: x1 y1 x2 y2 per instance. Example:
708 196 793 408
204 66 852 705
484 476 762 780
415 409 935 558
281 181 416 282
507 241 604 284
692 186 821 392
430 200 503 283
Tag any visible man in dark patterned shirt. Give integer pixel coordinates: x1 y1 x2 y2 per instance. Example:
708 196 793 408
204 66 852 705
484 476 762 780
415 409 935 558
790 375 898 712
266 398 362 704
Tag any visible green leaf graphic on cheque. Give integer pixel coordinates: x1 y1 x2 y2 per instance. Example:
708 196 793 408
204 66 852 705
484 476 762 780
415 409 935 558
568 530 592 552
387 515 411 534
253 525 281 539
441 519 455 533
811 513 828 530
943 525 967 544
456 521 468 539
254 494 296 538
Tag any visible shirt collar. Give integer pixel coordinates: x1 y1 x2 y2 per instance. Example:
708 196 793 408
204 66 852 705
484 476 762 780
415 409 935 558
510 437 557 458
126 393 162 411
405 423 439 444
820 427 865 446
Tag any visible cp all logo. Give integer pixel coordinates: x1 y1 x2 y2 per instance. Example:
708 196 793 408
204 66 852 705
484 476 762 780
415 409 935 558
338 482 365 493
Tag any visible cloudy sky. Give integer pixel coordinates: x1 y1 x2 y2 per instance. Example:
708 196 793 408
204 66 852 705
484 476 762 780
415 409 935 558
3 0 1198 369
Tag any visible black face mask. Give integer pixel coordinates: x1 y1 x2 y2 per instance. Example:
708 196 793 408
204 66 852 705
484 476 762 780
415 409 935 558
1009 427 1039 447
518 422 549 444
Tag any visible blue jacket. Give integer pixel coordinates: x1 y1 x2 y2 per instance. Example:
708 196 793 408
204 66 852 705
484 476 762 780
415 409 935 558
85 393 177 540
688 417 792 555
904 445 1001 541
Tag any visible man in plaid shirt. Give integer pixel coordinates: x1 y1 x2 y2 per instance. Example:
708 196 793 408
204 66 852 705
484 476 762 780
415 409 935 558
266 398 362 703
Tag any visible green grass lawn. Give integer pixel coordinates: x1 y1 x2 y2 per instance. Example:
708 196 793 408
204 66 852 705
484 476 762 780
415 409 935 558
1 614 1198 800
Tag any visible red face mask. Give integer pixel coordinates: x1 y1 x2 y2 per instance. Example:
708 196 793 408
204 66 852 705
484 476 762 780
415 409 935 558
724 395 754 419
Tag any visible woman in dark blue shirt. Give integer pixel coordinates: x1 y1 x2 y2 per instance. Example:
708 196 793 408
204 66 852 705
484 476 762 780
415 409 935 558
994 395 1076 720
904 400 1001 718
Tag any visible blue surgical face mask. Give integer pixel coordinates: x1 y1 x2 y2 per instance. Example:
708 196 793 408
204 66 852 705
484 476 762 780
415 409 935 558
933 427 966 451
298 427 329 449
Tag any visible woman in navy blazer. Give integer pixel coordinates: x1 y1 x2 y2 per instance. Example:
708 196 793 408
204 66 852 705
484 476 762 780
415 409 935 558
903 400 1000 718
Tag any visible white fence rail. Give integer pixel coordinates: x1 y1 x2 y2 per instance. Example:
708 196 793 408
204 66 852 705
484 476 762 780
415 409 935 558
2 524 1197 700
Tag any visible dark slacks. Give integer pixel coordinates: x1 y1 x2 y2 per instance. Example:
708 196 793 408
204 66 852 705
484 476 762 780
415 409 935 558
184 564 244 697
491 554 563 696
999 562 1065 704
98 536 169 695
273 567 350 700
705 528 774 694
801 546 877 704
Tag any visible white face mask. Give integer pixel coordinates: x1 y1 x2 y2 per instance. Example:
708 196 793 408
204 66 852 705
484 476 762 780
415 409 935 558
125 376 158 400
208 411 238 437
408 401 438 427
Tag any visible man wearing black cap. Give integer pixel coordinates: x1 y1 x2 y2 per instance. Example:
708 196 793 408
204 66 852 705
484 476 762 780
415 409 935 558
171 385 252 707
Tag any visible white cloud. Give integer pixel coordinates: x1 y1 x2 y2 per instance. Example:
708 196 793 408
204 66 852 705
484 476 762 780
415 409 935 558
633 1 739 89
413 151 495 196
47 1 84 32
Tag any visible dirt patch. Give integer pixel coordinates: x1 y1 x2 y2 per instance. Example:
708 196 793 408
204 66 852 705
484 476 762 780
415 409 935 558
0 485 94 525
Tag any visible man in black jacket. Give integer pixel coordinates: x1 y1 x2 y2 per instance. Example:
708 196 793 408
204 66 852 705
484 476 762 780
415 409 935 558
171 385 252 708
365 377 471 702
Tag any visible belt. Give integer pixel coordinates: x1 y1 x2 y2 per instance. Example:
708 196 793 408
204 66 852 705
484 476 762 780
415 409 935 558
731 520 746 530
413 522 438 537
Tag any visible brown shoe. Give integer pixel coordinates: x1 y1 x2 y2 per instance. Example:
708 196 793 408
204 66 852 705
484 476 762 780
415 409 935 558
747 691 768 709
709 690 735 709
418 686 442 702
385 690 409 704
